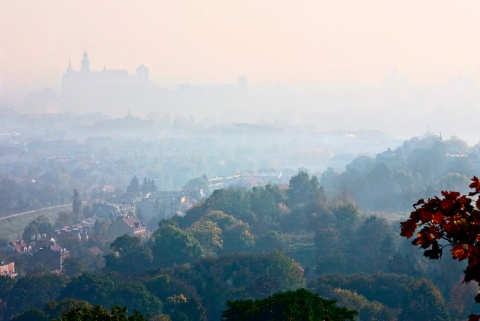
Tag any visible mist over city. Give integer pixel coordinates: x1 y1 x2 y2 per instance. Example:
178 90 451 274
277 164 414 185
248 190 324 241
1 1 480 321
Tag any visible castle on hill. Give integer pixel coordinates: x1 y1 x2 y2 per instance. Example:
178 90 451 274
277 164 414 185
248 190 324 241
62 51 151 89
60 51 247 118
61 51 161 115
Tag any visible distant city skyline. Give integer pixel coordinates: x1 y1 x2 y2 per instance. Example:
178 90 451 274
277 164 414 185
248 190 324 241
1 0 480 92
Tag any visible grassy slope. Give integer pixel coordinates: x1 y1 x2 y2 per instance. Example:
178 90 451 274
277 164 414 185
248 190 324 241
0 204 70 241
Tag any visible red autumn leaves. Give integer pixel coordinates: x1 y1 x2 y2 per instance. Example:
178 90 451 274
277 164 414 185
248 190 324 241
401 176 480 283
400 177 480 320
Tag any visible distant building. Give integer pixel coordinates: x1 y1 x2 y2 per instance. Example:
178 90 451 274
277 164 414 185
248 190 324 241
60 51 247 116
61 51 154 114
207 172 282 190
148 191 197 219
92 203 134 219
2 240 32 254
31 241 69 273
107 214 147 240
134 198 157 222
0 261 17 278
54 218 95 243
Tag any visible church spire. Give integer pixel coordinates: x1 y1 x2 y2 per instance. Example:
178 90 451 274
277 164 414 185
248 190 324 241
81 50 90 72
66 58 73 73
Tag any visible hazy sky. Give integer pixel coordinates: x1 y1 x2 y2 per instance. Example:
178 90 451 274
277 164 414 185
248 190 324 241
1 0 480 90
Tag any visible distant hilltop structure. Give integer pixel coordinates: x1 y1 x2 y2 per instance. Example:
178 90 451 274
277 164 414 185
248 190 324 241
60 51 247 117
61 51 157 115
62 51 152 88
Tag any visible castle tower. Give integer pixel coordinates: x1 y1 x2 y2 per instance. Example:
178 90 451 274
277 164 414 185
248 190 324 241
81 51 90 73
66 59 73 74
136 64 149 82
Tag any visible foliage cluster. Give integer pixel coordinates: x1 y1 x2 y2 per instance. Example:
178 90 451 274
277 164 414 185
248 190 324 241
321 135 476 211
400 176 480 320
222 288 357 321
4 168 477 320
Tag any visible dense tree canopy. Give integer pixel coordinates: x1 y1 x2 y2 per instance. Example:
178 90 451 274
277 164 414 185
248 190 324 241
310 272 451 321
22 215 54 241
7 273 66 320
104 234 153 274
6 149 480 321
150 221 203 268
222 288 357 321
321 135 479 211
127 176 141 195
55 305 148 321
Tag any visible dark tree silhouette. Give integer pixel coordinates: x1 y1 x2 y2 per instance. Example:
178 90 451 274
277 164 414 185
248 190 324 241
72 189 83 222
222 288 357 321
400 176 480 320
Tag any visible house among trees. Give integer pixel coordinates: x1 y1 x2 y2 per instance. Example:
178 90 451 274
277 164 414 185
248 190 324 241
54 217 97 243
1 240 32 254
143 191 197 219
30 240 69 273
0 261 17 278
107 214 147 240
54 225 87 243
92 203 134 219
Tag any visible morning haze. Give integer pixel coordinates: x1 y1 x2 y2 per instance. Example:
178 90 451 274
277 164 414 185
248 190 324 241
2 2 480 320
1 1 480 142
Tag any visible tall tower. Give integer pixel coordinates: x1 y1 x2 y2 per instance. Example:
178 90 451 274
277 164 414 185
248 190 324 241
66 59 73 74
136 64 149 82
81 51 90 73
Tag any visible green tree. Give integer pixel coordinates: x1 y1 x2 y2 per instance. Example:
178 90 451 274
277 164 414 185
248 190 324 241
171 251 305 320
188 220 223 254
221 288 357 321
327 288 397 321
58 272 115 307
315 227 348 274
287 171 318 207
184 176 210 196
366 162 394 210
13 299 90 321
221 221 255 254
250 186 278 223
7 273 66 319
348 215 396 273
198 211 255 254
0 275 16 320
150 221 203 268
127 176 141 194
72 189 83 222
255 230 285 252
104 234 153 274
310 272 450 321
55 305 148 321
331 198 360 238
22 215 53 241
0 274 15 301
206 189 253 224
55 210 74 228
89 218 111 248
165 294 207 321
43 298 91 320
11 308 49 321
145 275 206 321
109 282 163 317
62 257 87 278
141 177 157 194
